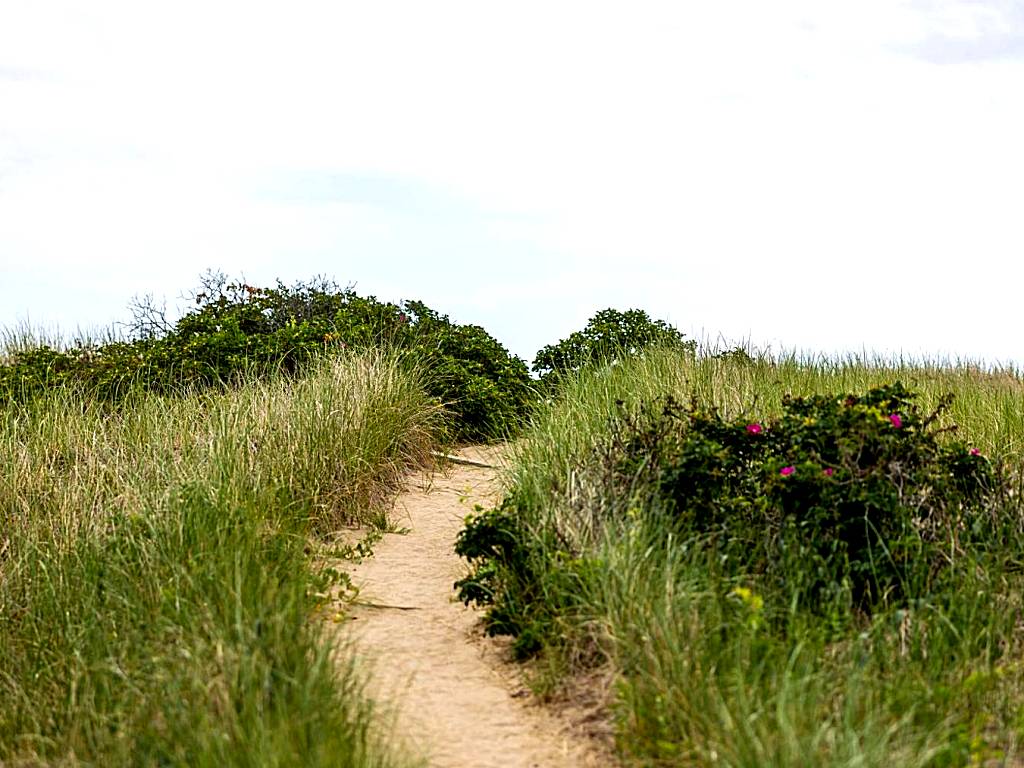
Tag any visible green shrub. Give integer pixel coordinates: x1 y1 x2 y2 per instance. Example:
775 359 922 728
454 492 599 659
400 301 535 441
0 274 534 442
453 500 537 648
456 383 1009 654
629 383 1003 610
531 308 694 385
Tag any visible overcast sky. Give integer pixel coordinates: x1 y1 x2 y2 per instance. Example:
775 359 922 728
1 1 1022 365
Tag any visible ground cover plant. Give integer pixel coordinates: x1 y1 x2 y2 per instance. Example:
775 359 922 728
0 273 533 441
457 347 1024 766
0 351 438 766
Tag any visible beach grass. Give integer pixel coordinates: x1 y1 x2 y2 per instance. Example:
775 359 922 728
0 351 439 766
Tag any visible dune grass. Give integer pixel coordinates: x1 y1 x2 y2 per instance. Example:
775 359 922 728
0 318 123 359
498 348 1024 767
0 351 439 766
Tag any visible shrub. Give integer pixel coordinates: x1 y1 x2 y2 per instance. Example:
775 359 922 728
0 274 534 442
631 383 1004 609
400 301 535 441
455 383 1009 654
454 492 593 659
532 308 694 385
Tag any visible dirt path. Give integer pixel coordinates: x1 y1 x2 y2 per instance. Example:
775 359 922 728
338 446 609 768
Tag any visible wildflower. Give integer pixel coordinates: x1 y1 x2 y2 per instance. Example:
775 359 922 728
970 448 981 456
889 413 903 428
729 585 764 628
746 423 762 434
823 467 834 477
780 465 795 476
731 586 752 601
729 586 763 611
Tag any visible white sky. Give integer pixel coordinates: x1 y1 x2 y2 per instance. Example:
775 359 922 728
1 1 1022 365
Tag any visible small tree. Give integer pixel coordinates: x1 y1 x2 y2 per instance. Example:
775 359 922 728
532 308 693 384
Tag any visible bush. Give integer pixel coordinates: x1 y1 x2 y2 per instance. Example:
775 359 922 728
629 383 1003 609
400 301 535 441
532 308 694 385
0 274 535 442
454 492 595 659
455 383 1009 654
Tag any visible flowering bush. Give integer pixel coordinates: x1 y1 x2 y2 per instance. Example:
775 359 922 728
619 383 1002 608
455 383 1009 656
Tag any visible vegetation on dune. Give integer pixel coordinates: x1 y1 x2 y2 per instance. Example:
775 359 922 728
457 346 1024 767
9 277 1024 767
0 296 701 764
531 307 695 387
0 352 438 766
0 272 533 442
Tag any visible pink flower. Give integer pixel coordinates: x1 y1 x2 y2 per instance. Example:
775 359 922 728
970 448 981 456
823 467 834 477
780 466 795 476
746 423 762 434
889 413 903 429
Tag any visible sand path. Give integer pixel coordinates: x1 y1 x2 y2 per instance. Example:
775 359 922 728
339 446 608 768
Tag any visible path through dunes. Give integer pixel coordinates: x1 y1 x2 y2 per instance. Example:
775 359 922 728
336 446 610 768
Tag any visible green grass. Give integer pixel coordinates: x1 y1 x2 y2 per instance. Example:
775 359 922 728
493 347 1024 767
0 351 439 766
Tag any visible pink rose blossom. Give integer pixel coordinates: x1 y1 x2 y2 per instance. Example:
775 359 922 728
780 466 795 476
746 423 762 434
823 467 834 477
889 413 903 428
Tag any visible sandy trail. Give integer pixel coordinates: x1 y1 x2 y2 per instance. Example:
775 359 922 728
338 446 608 768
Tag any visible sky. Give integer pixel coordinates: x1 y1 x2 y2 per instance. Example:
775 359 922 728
1 1 1022 366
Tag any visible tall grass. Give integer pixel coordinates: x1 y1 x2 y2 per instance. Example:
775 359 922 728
0 351 439 766
500 348 1024 766
0 318 123 361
